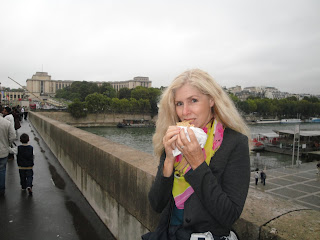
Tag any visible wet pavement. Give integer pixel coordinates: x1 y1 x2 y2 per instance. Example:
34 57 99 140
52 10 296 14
0 119 115 240
250 162 320 211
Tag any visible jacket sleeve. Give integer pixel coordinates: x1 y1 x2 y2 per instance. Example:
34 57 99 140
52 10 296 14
185 131 250 228
8 123 16 144
148 153 174 213
9 146 18 155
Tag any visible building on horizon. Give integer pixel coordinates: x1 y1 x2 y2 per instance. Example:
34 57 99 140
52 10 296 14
0 90 26 106
26 72 152 101
26 72 73 100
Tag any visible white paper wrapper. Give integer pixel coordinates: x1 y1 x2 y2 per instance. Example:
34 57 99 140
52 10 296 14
172 126 207 157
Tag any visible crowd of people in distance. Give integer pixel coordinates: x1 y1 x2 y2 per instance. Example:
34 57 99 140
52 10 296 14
0 104 34 197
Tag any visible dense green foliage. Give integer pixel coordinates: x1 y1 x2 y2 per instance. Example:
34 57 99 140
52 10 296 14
233 95 320 118
57 80 320 119
68 99 87 118
56 81 162 118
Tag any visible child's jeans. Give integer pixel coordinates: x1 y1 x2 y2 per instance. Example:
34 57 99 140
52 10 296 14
19 169 33 189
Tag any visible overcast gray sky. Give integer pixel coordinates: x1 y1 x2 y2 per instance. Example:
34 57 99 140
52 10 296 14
1 0 319 94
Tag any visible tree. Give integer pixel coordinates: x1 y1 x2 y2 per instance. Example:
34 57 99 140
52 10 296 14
102 84 117 98
119 99 131 113
228 93 240 107
85 93 106 113
138 99 151 115
68 99 87 118
147 88 161 115
118 87 131 99
130 98 140 114
110 98 121 113
238 101 250 114
131 86 149 100
247 99 257 113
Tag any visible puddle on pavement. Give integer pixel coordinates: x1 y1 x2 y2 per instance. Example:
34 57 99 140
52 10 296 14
48 163 66 190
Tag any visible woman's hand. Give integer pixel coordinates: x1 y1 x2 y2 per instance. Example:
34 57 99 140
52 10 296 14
176 127 205 169
162 126 181 177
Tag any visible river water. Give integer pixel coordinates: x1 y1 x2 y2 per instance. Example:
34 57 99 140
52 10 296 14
80 122 320 170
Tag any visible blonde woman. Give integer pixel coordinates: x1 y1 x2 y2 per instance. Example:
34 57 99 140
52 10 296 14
142 69 250 240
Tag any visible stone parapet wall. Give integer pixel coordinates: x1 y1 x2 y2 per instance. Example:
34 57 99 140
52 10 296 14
37 111 155 127
29 112 320 240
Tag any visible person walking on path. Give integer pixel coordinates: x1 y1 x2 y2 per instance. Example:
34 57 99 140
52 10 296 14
254 169 259 185
2 107 16 160
0 109 16 196
2 107 14 129
10 133 34 195
260 170 266 185
20 106 25 121
24 106 29 120
317 162 320 175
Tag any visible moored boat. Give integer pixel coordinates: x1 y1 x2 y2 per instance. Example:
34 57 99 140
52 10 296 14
280 119 301 124
308 117 320 123
117 119 154 128
251 132 279 151
264 130 320 158
255 119 280 124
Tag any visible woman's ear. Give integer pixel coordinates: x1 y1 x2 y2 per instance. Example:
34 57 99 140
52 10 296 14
209 98 214 108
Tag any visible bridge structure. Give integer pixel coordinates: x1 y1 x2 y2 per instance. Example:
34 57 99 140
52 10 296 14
1 111 319 239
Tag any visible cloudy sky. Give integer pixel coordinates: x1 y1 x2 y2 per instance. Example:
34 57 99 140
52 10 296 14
1 0 319 94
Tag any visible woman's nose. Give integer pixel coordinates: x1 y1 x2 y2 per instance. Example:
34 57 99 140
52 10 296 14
182 104 190 115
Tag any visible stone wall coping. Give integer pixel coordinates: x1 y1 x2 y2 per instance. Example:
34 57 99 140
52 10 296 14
31 112 320 240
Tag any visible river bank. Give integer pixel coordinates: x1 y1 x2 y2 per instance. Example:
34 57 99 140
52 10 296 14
34 111 319 170
80 122 320 170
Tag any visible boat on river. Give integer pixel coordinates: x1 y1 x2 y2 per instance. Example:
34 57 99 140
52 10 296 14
306 117 320 123
264 130 320 159
251 132 279 151
117 119 154 128
255 119 280 124
280 119 301 124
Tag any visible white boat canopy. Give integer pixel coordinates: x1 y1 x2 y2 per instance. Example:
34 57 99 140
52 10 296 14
274 130 320 137
259 132 279 138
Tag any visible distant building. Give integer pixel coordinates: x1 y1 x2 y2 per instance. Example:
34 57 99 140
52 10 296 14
26 72 73 100
227 85 242 94
26 72 152 101
243 86 263 94
235 90 251 101
108 76 152 91
0 90 26 105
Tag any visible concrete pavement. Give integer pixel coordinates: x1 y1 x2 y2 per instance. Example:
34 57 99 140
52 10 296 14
250 161 320 211
0 118 115 240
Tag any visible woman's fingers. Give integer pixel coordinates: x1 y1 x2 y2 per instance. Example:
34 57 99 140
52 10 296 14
163 126 181 153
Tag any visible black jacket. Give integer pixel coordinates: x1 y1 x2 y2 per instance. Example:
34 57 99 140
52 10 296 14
17 145 34 167
147 128 250 238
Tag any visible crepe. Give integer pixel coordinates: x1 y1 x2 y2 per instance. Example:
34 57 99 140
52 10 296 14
172 121 207 157
176 120 194 127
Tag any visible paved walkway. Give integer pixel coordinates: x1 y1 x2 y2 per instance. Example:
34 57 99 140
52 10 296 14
0 118 114 240
250 162 320 211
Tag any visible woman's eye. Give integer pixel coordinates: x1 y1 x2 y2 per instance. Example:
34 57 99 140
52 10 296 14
191 98 198 103
176 102 183 106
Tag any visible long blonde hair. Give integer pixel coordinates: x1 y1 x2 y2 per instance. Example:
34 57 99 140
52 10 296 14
153 69 250 158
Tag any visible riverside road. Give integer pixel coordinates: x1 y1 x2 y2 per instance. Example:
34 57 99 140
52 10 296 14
0 119 115 240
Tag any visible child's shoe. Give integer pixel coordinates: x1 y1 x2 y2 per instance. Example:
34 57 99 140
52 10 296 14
27 187 32 196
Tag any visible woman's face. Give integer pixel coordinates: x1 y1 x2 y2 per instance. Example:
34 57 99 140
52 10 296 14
174 83 214 128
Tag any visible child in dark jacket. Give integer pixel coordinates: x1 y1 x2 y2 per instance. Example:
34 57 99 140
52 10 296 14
10 133 34 195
